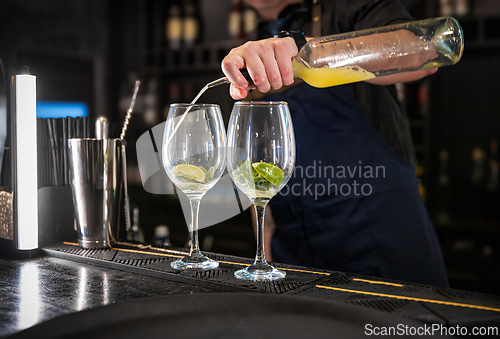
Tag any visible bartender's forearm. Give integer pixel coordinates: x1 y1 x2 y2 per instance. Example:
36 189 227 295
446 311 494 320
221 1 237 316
366 68 438 85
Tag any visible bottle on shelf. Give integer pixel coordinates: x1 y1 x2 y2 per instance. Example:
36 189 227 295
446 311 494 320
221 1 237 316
471 147 487 186
228 0 245 40
439 0 454 17
182 0 200 48
417 82 429 117
243 5 258 39
165 1 182 50
486 139 499 192
127 206 145 243
435 150 451 225
486 139 500 222
470 147 487 225
143 77 158 126
154 225 171 247
454 0 470 17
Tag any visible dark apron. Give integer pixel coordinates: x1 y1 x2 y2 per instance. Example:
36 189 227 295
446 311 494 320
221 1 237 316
265 83 449 287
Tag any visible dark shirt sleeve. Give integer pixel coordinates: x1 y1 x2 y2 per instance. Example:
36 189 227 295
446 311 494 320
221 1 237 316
324 0 413 35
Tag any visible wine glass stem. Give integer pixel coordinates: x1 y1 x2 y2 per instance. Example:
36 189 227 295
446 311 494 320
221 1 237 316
254 201 269 266
188 197 202 256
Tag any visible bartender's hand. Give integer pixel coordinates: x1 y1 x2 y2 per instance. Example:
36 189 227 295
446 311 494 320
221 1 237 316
221 37 298 100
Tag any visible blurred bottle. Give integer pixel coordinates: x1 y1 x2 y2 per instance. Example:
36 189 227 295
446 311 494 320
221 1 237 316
118 72 140 114
143 77 158 126
470 147 487 225
183 83 195 103
439 0 454 16
165 1 182 50
164 81 182 120
455 0 470 17
154 225 172 246
486 139 500 222
417 82 429 117
182 0 200 47
127 206 145 242
486 139 499 192
471 147 486 186
228 0 245 40
243 5 258 39
435 150 451 225
202 234 214 252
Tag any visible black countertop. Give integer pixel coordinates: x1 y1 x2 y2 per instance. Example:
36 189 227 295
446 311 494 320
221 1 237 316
0 255 216 338
1 243 500 338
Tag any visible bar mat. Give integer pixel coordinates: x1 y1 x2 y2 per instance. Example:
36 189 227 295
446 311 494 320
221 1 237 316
43 242 500 328
43 243 330 294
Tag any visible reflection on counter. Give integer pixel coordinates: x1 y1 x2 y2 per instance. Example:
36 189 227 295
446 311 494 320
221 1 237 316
18 263 40 330
0 256 215 338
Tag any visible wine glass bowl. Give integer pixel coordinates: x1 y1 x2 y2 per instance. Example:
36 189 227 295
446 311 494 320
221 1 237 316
227 101 295 281
162 103 226 270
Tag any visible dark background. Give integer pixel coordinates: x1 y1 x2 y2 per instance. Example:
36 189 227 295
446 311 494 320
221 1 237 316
0 0 499 295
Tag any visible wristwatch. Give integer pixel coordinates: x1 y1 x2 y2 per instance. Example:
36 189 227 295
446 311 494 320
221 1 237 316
274 30 307 51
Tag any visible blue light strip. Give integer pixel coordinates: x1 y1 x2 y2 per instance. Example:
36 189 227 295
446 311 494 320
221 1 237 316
36 102 88 118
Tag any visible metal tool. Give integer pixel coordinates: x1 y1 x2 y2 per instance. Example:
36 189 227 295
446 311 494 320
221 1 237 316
95 116 109 140
68 139 128 248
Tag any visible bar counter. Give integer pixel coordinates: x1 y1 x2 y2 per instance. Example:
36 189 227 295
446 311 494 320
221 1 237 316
1 242 499 338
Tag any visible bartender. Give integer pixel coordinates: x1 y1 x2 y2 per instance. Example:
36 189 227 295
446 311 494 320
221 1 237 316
222 0 449 287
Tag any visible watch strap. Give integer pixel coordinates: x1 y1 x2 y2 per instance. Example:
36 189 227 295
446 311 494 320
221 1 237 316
274 30 307 51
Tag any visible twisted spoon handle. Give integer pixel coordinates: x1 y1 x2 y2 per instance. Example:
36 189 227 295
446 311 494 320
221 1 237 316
120 80 141 140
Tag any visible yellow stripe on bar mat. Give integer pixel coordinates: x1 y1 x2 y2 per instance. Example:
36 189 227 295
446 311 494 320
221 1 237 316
110 246 184 259
280 267 330 275
352 278 404 287
316 285 500 313
62 242 329 275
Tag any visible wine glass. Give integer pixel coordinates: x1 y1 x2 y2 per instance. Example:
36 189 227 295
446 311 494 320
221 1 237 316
227 101 295 281
162 103 226 270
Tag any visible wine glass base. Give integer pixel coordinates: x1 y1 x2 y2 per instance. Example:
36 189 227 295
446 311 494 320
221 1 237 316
234 264 286 282
171 255 219 271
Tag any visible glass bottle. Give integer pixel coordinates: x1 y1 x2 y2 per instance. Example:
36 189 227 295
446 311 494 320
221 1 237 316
154 225 171 247
228 0 245 40
165 1 182 50
292 17 464 88
182 0 200 47
211 17 463 90
435 150 451 226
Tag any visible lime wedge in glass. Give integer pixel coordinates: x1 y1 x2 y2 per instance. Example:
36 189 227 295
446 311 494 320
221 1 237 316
253 162 284 187
171 164 207 183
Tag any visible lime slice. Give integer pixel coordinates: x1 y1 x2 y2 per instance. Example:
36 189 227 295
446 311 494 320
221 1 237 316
171 164 206 183
207 166 216 179
253 162 284 187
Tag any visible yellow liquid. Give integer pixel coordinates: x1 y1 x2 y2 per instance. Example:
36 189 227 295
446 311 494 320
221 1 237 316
292 59 376 88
